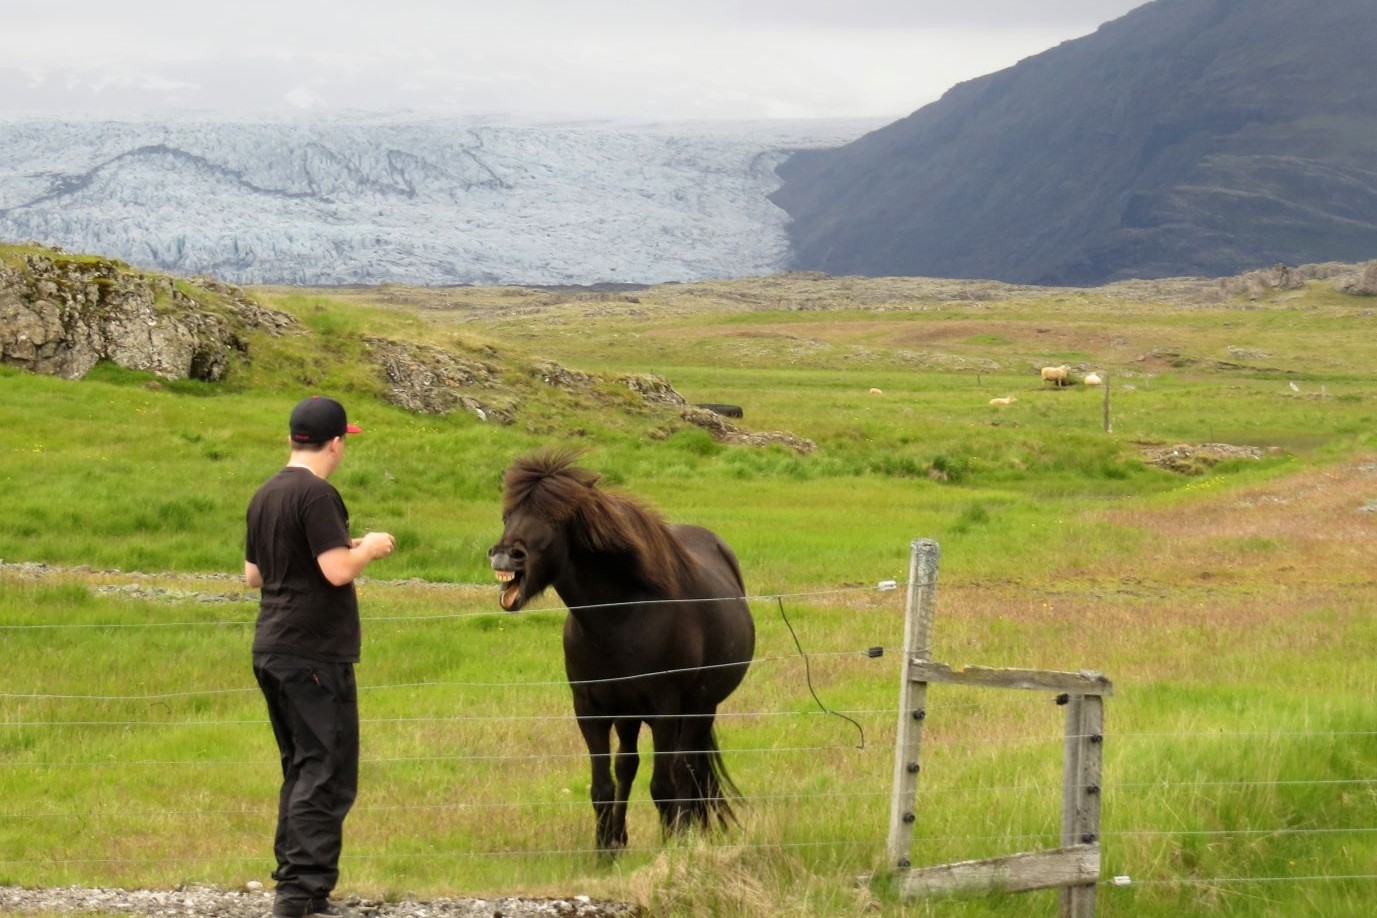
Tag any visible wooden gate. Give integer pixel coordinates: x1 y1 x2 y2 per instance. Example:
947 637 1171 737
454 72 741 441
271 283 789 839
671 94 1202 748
887 539 1113 917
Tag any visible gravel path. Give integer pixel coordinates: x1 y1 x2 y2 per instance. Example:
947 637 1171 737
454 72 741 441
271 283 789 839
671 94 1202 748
0 885 639 917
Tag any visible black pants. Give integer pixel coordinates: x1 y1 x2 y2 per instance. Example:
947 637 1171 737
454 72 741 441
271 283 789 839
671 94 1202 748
253 654 359 911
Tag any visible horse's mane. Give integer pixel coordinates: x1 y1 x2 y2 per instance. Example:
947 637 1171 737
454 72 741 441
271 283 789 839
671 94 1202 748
503 450 693 595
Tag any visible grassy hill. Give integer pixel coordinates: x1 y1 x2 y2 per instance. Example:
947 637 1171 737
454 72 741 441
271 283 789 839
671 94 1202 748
1 250 1375 916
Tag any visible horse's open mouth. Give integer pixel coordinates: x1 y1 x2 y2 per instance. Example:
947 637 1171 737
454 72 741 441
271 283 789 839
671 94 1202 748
495 569 523 611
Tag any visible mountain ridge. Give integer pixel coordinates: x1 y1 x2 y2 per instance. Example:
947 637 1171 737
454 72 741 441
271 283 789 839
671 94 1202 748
770 0 1377 285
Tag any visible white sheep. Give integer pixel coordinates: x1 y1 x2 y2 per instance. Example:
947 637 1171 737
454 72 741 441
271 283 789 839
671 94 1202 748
1083 372 1103 386
1040 365 1070 387
989 396 1017 407
868 387 884 395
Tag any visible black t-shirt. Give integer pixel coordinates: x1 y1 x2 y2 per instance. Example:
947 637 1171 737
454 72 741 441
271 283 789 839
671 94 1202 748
245 466 361 662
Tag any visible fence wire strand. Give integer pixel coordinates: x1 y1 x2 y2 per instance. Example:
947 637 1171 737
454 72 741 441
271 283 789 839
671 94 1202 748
0 580 907 631
5 793 1375 824
0 649 881 701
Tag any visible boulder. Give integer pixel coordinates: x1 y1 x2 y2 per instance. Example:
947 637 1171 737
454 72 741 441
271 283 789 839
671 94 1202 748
0 252 292 380
366 337 516 423
1335 262 1377 296
1219 263 1307 299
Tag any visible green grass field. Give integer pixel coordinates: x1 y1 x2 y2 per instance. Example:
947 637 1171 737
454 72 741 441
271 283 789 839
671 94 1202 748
1 261 1375 916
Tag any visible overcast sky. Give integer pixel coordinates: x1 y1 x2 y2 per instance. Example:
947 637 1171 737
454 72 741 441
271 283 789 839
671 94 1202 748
0 0 1147 121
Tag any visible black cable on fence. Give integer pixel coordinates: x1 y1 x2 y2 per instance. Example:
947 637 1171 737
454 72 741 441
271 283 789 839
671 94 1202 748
774 594 868 748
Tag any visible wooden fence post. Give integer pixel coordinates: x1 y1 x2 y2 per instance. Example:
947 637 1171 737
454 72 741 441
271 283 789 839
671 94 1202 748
1102 377 1112 433
885 538 1110 912
1059 694 1105 917
886 538 941 870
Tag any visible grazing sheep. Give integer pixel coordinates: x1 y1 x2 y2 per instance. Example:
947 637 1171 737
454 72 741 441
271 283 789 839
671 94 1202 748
1083 372 1103 386
1040 365 1070 387
989 396 1017 407
869 387 884 395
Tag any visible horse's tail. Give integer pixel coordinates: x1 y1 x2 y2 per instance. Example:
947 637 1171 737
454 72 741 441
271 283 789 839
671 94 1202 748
690 725 742 831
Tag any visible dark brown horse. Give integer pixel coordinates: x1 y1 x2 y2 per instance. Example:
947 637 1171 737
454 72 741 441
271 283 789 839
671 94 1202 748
487 450 755 854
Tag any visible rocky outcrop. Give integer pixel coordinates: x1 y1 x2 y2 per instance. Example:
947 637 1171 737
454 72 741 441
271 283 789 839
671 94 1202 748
615 373 812 451
535 360 594 392
362 338 814 450
621 373 687 407
0 249 294 380
367 337 518 424
2 245 812 452
1143 443 1265 475
1216 260 1377 299
1218 264 1307 299
1336 262 1377 296
678 405 816 454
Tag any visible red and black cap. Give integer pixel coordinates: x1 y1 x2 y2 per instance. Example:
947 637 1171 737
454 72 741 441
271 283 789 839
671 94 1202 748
289 396 363 444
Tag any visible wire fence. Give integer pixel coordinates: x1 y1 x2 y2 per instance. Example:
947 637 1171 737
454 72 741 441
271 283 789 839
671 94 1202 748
1 575 1373 898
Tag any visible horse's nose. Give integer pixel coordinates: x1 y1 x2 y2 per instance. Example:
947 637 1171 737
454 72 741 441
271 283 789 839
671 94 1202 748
489 545 524 568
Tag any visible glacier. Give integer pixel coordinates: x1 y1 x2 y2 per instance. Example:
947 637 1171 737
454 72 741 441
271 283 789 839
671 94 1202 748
0 115 877 286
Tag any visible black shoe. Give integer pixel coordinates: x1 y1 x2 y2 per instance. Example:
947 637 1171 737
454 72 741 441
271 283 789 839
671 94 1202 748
266 898 357 918
306 899 364 918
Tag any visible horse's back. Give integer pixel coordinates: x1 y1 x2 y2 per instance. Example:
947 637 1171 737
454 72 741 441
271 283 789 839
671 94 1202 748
672 524 754 679
673 524 746 597
563 522 753 704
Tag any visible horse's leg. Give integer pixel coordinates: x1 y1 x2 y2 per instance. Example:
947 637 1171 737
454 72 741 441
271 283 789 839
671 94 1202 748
676 706 718 830
646 706 686 837
610 718 640 850
574 703 618 855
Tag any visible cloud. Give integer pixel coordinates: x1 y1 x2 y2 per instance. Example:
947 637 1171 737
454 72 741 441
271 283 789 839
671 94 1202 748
284 86 325 110
683 0 1143 28
0 1 1149 120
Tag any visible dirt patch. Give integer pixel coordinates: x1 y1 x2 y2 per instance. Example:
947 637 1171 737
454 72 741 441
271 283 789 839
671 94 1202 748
1141 442 1268 474
1099 454 1377 587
